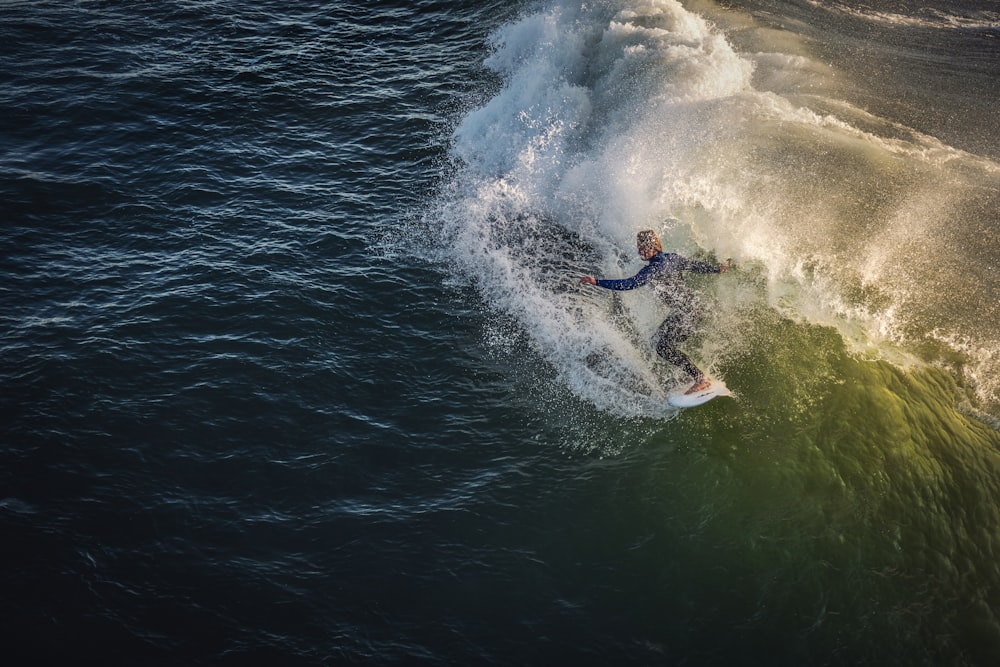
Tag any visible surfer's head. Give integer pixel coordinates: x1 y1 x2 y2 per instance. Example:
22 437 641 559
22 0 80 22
637 230 662 260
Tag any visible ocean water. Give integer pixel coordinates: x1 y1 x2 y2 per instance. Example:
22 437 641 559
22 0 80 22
2 0 999 665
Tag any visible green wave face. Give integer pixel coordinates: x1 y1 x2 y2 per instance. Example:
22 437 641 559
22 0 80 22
429 0 1000 660
673 310 1000 660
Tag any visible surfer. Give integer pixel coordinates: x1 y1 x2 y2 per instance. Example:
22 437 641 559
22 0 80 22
579 230 731 394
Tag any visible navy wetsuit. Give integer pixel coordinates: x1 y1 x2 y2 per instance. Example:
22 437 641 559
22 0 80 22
595 251 722 380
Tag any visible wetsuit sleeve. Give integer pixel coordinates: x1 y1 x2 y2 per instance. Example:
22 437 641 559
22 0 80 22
675 256 722 274
595 263 657 291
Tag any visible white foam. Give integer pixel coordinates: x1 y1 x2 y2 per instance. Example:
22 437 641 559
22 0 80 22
804 0 1000 31
426 0 1000 416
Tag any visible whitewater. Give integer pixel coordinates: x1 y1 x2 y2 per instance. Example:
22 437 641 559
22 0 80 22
426 0 1000 423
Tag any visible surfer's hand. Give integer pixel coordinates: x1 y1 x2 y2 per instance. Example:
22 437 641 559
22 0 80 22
720 258 733 273
579 276 597 286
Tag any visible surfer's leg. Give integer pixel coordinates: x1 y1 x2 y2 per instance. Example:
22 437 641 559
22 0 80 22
653 317 704 381
655 310 712 394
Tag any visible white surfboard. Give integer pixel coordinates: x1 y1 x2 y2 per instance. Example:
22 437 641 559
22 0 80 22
667 378 731 408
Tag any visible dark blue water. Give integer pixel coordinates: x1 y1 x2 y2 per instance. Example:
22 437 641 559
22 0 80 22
3 1 1000 665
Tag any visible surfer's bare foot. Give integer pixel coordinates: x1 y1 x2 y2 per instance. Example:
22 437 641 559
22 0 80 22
685 377 711 394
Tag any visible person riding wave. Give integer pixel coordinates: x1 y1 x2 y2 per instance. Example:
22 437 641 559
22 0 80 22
579 230 731 395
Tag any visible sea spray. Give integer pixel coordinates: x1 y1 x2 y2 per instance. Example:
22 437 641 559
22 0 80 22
428 0 1000 420
431 0 753 416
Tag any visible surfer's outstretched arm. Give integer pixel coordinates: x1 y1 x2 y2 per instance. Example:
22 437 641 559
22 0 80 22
579 262 657 290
